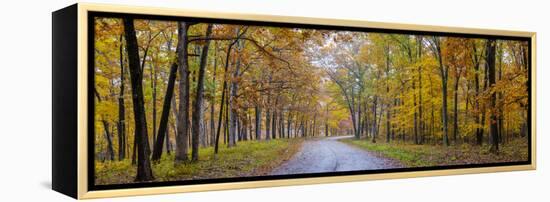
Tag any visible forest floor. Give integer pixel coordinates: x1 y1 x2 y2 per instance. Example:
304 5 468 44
95 138 304 185
95 136 528 185
341 137 529 167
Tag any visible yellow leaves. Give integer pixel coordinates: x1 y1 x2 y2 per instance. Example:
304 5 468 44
93 15 530 150
95 18 123 38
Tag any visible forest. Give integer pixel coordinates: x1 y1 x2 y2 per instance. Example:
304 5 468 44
94 17 530 184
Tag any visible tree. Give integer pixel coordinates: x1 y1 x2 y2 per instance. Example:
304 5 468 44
214 27 247 153
444 38 468 144
486 39 499 153
416 36 424 144
175 22 191 162
117 34 127 160
383 44 392 143
319 32 368 140
101 120 115 161
255 105 262 140
191 24 213 161
471 40 485 145
151 63 178 161
428 37 450 146
123 17 154 181
94 90 115 161
210 42 219 146
228 29 242 147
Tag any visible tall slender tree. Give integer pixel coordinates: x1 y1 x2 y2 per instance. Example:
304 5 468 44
175 22 191 162
487 39 499 153
151 63 178 161
123 17 154 181
117 34 126 160
191 24 213 161
429 37 450 146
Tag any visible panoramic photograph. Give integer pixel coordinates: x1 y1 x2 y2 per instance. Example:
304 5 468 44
93 17 530 185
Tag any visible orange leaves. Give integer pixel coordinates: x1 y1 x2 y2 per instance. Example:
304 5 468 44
442 38 471 78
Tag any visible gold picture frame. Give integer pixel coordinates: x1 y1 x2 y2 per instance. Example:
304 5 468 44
52 3 536 199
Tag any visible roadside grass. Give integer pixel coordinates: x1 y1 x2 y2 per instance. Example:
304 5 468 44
341 138 529 167
95 138 303 185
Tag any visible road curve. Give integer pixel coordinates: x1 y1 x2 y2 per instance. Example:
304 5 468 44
270 136 403 175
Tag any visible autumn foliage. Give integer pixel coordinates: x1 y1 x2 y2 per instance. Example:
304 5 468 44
94 17 530 184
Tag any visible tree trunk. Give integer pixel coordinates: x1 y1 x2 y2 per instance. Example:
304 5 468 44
225 97 230 144
520 46 529 138
364 102 370 138
210 103 216 147
453 74 460 144
228 44 241 147
288 112 292 138
151 64 157 151
166 123 172 154
417 36 424 144
255 106 262 140
151 63 178 161
372 96 378 143
131 132 137 165
171 92 179 146
246 116 252 140
102 120 115 161
442 77 449 146
472 43 483 146
384 45 391 143
280 111 285 138
191 24 213 161
266 109 271 140
386 102 391 143
210 45 217 146
433 37 450 146
249 113 254 140
498 49 505 144
117 34 126 160
175 22 191 162
413 81 418 144
299 119 304 137
214 48 231 153
357 96 362 139
304 121 308 137
272 109 277 139
123 17 154 181
236 118 241 141
487 39 499 153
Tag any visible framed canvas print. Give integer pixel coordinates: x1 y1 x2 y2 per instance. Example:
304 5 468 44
52 3 536 199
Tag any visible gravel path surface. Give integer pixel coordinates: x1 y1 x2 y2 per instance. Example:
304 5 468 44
270 136 403 175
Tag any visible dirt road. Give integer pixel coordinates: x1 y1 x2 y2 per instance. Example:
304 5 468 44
270 136 402 175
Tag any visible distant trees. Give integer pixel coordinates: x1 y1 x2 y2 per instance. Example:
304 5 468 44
320 32 366 140
312 33 528 152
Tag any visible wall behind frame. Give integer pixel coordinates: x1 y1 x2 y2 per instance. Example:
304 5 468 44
0 0 546 202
